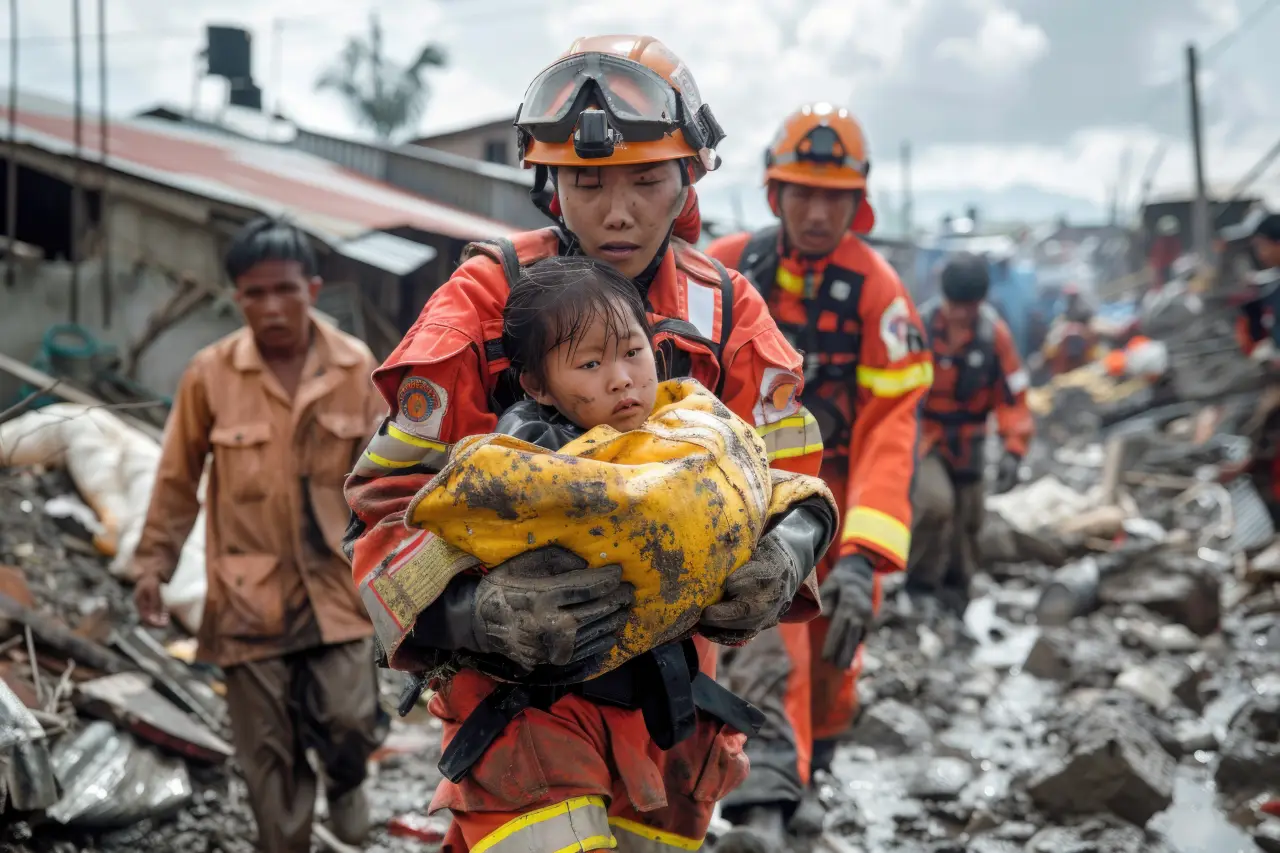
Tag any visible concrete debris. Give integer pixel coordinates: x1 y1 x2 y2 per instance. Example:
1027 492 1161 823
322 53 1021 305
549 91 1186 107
1098 561 1221 637
1170 718 1218 755
849 699 933 755
1255 822 1280 853
1214 694 1280 795
1020 629 1074 682
1027 703 1175 826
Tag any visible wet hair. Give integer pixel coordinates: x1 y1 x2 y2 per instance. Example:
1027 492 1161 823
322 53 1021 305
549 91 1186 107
1254 214 1280 243
224 216 319 283
502 256 652 387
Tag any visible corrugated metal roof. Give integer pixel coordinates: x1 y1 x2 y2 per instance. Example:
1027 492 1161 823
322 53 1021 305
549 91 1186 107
337 230 438 276
0 93 515 244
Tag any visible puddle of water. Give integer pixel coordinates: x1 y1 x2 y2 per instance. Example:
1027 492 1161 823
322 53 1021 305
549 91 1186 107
1150 765 1257 853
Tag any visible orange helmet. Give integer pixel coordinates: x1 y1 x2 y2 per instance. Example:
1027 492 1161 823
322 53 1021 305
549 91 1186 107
765 103 875 233
515 35 723 178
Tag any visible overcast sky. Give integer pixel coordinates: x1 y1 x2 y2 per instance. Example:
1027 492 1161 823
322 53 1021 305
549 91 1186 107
4 0 1280 224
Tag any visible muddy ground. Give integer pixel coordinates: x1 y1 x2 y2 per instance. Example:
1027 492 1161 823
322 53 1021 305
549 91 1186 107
2 457 1279 852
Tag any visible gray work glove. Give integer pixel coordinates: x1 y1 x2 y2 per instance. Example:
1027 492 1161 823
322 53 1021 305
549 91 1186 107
994 452 1022 494
699 532 803 642
472 547 634 673
819 554 876 670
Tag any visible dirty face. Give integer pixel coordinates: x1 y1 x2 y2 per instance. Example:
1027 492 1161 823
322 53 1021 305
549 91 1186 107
557 162 685 279
1253 235 1280 270
522 301 659 433
232 260 320 355
778 183 859 256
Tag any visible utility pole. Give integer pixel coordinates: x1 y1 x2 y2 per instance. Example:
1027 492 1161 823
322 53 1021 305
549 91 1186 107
901 140 913 237
70 0 83 324
6 0 19 289
1186 43 1211 259
98 0 109 326
270 18 283 118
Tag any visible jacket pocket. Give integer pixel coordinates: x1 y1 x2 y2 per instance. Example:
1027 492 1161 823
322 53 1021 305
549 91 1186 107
209 421 273 501
686 720 750 803
311 410 372 484
214 553 285 639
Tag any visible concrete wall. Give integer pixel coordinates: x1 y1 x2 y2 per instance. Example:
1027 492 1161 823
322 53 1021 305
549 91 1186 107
0 256 242 407
413 122 519 168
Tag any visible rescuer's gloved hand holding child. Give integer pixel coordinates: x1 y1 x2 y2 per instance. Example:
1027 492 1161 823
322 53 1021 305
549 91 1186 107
394 256 836 682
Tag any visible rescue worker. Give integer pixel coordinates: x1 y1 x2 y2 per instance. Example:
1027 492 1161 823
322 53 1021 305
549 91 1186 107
906 253 1034 614
1234 213 1280 521
1042 284 1101 375
704 103 934 846
342 36 834 853
131 217 386 853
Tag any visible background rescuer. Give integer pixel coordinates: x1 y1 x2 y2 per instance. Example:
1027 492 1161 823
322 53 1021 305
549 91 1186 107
343 35 835 853
705 103 934 846
906 252 1034 614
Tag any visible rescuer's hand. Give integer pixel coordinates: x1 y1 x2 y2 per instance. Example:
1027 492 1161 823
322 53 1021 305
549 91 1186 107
819 554 876 670
472 547 634 672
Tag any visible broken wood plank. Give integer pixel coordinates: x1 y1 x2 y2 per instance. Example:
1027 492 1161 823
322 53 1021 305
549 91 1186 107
0 351 162 440
0 592 134 675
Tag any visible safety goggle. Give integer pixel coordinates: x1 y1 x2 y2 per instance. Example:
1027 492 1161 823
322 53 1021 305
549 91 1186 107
770 125 869 175
516 53 722 153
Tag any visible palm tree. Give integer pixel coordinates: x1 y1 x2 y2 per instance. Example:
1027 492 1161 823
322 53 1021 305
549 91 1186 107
315 12 448 143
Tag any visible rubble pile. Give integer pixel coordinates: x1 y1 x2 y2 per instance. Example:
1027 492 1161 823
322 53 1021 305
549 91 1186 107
809 399 1280 852
0 464 444 852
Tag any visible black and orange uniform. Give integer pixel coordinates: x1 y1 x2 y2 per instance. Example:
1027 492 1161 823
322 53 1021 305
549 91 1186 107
705 102 932 815
343 36 829 853
906 297 1033 603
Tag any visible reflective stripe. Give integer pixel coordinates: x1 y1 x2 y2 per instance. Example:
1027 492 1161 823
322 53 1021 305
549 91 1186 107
473 796 615 853
353 423 451 476
1007 367 1030 394
687 281 717 341
775 266 806 296
609 817 703 851
842 505 911 564
856 361 934 397
757 412 823 462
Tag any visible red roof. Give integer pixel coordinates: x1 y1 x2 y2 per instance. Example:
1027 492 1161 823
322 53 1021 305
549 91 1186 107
1 96 516 242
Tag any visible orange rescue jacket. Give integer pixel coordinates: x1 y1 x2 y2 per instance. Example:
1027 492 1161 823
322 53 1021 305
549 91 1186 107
705 226 933 572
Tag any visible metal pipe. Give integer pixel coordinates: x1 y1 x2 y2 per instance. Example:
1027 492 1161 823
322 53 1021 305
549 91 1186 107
5 0 18 288
97 0 109 325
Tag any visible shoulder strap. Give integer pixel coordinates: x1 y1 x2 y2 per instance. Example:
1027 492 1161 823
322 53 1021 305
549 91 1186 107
465 237 521 288
709 258 735 398
738 226 781 300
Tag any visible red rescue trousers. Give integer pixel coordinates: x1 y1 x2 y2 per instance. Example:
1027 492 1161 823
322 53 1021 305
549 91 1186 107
434 639 749 852
718 470 877 813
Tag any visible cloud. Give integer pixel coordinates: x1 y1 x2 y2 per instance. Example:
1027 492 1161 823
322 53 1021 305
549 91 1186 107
3 0 1280 220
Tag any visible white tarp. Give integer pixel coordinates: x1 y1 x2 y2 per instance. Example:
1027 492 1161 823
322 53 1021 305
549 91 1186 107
0 404 206 633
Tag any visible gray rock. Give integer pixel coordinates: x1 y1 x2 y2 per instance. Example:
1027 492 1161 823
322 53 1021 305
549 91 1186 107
905 757 975 801
850 700 933 754
1098 561 1221 637
1027 704 1175 826
1214 694 1280 795
1172 718 1218 754
1021 630 1074 681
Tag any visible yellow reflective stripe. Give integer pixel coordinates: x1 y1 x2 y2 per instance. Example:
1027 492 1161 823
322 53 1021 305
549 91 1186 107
856 361 934 397
609 817 703 851
362 450 418 469
769 442 824 462
387 422 448 451
776 265 805 296
756 412 816 437
758 411 823 462
842 505 911 563
473 796 613 853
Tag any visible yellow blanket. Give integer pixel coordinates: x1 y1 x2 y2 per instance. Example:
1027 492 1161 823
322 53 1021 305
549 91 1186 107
405 378 835 677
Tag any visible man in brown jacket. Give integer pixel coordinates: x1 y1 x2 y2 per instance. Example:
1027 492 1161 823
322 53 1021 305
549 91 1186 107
132 217 386 852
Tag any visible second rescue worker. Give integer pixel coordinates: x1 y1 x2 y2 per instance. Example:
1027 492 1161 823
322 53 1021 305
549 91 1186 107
705 103 933 845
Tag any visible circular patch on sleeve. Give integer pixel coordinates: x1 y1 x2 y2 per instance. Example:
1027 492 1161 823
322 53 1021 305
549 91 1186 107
398 377 442 423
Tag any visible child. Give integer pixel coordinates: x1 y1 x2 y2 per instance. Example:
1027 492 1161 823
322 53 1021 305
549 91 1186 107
391 255 837 682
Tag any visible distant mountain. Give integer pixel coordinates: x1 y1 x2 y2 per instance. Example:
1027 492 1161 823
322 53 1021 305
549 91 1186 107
697 181 1109 236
